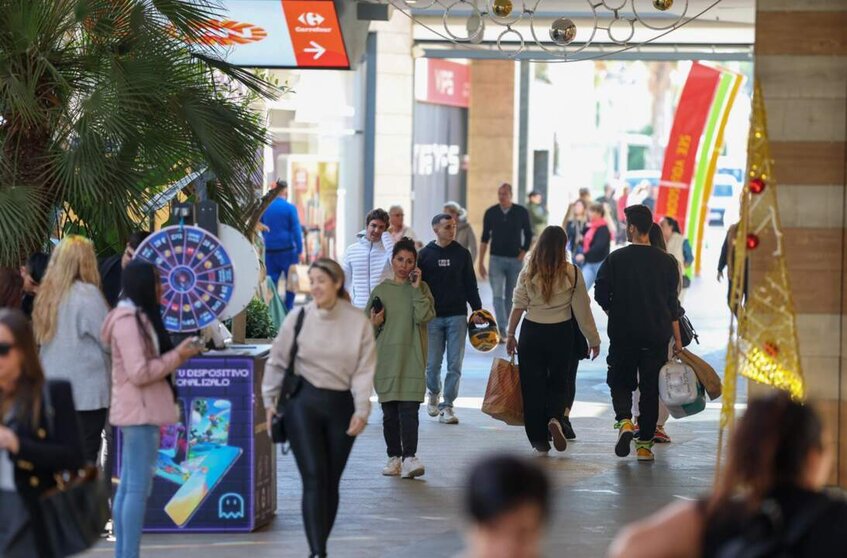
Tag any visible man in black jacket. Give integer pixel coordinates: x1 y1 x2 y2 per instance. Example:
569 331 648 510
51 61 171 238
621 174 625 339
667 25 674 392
419 214 484 425
594 205 683 463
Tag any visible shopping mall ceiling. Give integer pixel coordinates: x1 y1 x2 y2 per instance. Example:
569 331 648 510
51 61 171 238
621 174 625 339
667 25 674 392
405 0 755 60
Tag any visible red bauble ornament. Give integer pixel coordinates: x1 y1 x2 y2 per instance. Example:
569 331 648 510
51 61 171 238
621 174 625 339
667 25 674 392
763 342 779 357
746 233 760 250
749 178 766 194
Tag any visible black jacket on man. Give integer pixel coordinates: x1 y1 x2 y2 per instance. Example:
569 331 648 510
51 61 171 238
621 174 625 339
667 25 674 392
481 204 533 257
418 241 482 317
594 244 682 348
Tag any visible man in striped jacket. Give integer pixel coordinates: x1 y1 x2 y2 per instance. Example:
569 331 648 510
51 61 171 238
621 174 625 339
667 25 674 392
342 208 396 308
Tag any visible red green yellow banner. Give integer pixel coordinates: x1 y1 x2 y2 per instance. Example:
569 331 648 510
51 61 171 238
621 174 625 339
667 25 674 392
655 62 722 230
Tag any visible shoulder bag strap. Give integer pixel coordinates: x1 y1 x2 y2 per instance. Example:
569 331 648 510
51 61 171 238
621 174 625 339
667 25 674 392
287 308 306 376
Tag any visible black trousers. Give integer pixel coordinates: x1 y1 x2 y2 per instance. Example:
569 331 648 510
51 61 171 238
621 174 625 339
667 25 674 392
564 352 580 413
607 343 666 442
286 381 356 557
381 401 420 458
77 408 108 464
517 319 574 448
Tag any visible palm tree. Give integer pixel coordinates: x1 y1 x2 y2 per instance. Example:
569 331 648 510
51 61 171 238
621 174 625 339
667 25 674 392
0 0 279 266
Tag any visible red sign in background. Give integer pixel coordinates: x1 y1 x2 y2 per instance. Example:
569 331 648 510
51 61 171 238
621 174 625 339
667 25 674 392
282 0 349 68
417 59 470 108
655 62 721 230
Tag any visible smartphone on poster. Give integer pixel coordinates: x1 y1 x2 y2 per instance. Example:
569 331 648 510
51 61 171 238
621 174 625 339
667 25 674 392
183 398 232 474
163 445 243 527
155 399 188 485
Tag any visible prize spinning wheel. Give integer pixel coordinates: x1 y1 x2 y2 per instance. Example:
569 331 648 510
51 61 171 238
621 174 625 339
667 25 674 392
134 226 235 332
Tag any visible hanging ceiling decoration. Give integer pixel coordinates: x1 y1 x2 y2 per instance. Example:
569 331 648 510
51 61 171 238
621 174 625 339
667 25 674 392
391 0 726 62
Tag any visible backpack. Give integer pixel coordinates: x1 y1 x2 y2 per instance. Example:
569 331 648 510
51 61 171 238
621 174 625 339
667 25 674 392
714 497 834 558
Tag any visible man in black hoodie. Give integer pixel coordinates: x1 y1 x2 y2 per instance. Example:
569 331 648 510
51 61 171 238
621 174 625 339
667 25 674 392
419 213 484 425
594 205 683 463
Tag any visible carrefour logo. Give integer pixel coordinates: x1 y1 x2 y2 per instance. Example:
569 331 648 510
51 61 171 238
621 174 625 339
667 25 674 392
298 12 325 26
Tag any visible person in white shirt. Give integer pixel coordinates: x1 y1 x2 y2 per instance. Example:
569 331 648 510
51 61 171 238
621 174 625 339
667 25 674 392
342 209 395 308
388 205 421 248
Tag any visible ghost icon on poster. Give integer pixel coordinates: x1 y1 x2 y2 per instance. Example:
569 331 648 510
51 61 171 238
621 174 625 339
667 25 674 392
218 493 245 520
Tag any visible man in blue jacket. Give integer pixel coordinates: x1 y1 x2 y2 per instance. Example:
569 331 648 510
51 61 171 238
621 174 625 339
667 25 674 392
419 213 484 425
261 180 303 311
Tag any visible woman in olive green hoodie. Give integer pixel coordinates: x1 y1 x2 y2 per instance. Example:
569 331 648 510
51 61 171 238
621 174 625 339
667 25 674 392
367 238 435 479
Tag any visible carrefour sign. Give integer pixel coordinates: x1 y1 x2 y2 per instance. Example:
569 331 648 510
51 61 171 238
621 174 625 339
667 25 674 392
189 1 349 69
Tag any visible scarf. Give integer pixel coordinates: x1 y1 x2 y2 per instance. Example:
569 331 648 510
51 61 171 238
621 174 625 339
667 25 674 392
582 217 607 253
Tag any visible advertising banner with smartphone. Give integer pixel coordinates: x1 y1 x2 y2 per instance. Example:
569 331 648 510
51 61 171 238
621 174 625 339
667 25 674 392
116 352 276 532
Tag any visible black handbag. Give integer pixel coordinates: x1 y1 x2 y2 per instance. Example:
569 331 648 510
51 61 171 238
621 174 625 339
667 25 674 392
37 383 109 557
571 265 590 360
679 311 699 347
271 308 306 449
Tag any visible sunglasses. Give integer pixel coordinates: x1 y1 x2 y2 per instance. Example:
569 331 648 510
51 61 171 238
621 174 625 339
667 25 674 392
0 342 15 357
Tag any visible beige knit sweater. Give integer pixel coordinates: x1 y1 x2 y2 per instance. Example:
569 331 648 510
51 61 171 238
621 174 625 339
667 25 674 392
512 263 602 347
262 299 376 419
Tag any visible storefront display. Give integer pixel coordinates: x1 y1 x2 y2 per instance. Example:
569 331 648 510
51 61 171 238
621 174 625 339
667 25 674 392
288 158 340 261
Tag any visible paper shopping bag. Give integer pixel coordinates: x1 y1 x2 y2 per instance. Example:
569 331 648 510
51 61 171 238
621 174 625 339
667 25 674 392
482 356 524 426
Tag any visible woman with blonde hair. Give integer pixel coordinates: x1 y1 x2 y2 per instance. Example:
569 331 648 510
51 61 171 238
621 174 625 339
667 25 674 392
33 235 111 465
506 226 601 454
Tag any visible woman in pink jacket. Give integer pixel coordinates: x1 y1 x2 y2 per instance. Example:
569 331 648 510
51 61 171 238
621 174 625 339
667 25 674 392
101 261 201 558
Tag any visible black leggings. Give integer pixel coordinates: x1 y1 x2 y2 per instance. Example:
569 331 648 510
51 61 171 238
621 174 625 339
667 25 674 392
286 380 356 557
517 319 575 447
381 401 420 458
77 408 108 464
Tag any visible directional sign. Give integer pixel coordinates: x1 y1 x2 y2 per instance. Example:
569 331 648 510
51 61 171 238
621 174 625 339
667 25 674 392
186 1 349 69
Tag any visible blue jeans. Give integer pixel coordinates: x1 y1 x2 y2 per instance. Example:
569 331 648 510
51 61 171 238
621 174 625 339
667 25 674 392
489 255 523 335
266 248 299 311
113 425 159 558
425 316 468 409
581 261 603 291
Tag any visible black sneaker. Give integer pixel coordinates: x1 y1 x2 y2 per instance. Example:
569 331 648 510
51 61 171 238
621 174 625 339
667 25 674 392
561 416 576 440
548 419 568 452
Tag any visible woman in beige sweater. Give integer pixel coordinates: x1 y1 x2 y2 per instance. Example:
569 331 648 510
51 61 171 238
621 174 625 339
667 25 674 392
263 258 376 558
505 226 601 454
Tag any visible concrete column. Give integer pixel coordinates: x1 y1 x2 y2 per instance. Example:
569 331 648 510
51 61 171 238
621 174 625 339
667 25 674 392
370 17 414 225
754 0 847 486
466 60 516 256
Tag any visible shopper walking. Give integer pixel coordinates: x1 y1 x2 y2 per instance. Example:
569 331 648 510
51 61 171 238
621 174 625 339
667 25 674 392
102 261 202 558
419 214 483 425
342 208 395 308
367 239 435 478
609 392 847 558
574 203 611 290
263 258 375 557
444 201 478 264
34 236 111 465
562 199 587 260
627 223 675 444
0 308 86 558
261 180 304 311
505 226 600 454
594 205 682 462
462 454 551 558
478 183 533 340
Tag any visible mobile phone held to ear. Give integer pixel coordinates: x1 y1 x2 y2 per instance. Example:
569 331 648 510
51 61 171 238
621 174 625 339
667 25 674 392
372 296 384 314
408 270 420 284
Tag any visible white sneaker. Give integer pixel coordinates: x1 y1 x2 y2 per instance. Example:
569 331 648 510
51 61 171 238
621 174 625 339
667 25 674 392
401 456 425 479
426 392 440 416
439 407 459 424
382 457 401 476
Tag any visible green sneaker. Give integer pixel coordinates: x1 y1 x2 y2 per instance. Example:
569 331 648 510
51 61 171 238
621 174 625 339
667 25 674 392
635 440 655 462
